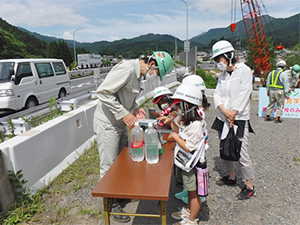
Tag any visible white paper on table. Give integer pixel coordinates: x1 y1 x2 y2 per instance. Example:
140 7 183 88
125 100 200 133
221 122 238 140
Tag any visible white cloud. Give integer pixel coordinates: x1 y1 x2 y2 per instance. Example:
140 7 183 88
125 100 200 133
109 36 121 42
0 0 297 43
62 32 73 40
0 0 88 27
195 0 231 16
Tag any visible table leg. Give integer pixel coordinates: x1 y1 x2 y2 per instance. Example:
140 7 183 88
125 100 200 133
160 201 167 225
103 197 110 225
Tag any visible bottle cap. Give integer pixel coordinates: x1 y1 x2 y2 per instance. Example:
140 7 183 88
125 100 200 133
134 121 139 126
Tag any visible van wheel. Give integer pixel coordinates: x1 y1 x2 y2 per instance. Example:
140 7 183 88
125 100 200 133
58 89 66 99
25 97 38 109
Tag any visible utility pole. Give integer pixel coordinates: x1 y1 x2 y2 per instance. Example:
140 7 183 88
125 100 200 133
180 0 189 75
73 28 84 68
175 38 178 60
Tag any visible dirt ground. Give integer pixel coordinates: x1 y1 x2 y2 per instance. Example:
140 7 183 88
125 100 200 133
19 97 300 225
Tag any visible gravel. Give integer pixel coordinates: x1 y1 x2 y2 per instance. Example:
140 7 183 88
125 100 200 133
199 98 300 225
27 97 300 225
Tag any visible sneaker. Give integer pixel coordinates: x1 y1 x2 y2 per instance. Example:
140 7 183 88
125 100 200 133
216 175 237 186
200 196 206 203
171 207 190 220
111 202 130 223
173 218 199 225
182 196 206 204
182 196 188 204
175 189 188 200
275 117 282 123
265 115 271 121
237 185 255 200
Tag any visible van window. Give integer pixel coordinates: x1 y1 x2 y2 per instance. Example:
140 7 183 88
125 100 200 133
0 62 14 82
35 63 54 78
15 63 33 84
52 62 66 75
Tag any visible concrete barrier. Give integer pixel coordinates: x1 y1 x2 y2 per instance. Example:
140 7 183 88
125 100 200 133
0 150 15 213
0 101 97 193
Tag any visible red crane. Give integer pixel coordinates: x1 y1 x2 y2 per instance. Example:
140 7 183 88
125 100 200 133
239 0 271 81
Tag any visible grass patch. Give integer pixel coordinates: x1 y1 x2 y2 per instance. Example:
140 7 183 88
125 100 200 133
0 140 100 225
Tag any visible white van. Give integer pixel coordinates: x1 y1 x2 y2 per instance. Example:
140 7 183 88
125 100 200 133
0 58 71 111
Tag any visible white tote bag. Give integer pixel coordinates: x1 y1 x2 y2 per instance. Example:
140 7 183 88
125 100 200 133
174 132 205 173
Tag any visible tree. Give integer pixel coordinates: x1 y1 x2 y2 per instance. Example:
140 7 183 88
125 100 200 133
57 40 73 66
0 29 25 59
196 68 217 89
47 41 59 58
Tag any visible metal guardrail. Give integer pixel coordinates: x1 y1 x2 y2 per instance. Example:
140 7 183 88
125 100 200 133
68 67 112 78
0 92 94 135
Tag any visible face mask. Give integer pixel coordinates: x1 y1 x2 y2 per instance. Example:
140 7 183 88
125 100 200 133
145 70 157 80
160 103 169 110
152 71 158 78
145 72 151 80
216 61 227 71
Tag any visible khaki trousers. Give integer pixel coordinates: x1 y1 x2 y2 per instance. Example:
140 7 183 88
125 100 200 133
266 89 285 117
93 117 128 179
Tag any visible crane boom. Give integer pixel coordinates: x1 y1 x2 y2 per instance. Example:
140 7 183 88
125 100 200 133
240 0 271 81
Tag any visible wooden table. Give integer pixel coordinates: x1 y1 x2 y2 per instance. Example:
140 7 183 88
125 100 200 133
92 140 175 225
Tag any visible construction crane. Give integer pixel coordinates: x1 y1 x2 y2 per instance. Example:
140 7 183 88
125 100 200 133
239 0 271 82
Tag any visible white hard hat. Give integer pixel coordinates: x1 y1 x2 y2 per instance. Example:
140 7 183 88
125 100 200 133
172 84 203 106
276 60 286 67
211 40 235 59
182 75 207 90
153 86 173 104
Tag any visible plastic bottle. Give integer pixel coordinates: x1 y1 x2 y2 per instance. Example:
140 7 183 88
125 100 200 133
130 122 144 162
145 123 159 164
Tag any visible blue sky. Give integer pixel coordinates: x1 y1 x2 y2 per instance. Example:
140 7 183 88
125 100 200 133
0 0 298 43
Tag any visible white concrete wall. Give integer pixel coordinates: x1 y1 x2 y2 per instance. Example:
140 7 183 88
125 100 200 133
0 101 97 192
0 72 177 193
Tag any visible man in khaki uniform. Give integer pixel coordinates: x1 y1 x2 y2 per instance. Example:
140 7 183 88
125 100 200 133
93 51 173 223
265 60 290 123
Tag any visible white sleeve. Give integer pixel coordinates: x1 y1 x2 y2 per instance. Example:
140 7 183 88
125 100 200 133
184 121 204 152
231 66 252 112
213 73 224 109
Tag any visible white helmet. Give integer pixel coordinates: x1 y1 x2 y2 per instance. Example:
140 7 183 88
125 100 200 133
182 75 207 90
153 86 173 104
172 84 203 106
211 40 235 59
276 60 286 68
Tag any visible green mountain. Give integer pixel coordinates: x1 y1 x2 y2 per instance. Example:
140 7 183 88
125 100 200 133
79 33 185 58
0 13 298 60
191 13 300 49
0 18 47 59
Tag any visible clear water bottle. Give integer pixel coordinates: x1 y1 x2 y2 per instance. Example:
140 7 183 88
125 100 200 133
130 122 144 162
145 123 159 164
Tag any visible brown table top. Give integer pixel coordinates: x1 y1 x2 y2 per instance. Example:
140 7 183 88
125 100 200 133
92 141 175 201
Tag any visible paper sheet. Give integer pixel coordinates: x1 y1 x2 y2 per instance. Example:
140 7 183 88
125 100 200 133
221 122 238 140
